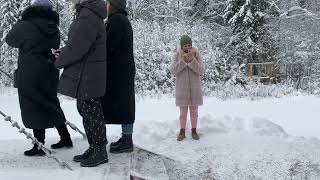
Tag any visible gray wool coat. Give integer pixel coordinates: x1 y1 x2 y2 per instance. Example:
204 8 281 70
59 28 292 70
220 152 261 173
55 0 107 99
170 47 205 106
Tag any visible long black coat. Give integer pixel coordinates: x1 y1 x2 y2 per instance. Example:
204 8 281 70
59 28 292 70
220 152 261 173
5 6 66 129
55 0 107 99
101 11 136 124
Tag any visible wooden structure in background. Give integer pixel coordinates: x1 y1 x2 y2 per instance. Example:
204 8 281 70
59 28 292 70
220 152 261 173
247 62 276 85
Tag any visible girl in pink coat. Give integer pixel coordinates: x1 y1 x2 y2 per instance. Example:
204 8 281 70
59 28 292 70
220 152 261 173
170 35 205 141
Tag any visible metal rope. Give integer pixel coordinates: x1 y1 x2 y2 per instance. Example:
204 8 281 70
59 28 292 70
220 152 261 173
0 109 73 171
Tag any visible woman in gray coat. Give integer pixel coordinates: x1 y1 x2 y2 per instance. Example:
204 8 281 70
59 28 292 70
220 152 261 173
54 0 108 167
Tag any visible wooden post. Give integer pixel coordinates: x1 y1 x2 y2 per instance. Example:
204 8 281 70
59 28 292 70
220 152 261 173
248 64 253 80
177 1 180 23
267 64 271 77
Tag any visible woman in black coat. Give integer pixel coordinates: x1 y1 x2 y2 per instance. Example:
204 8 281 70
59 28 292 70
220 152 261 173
101 0 136 154
5 1 72 156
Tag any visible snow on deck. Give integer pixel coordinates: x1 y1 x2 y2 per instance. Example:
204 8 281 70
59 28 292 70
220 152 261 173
0 95 320 179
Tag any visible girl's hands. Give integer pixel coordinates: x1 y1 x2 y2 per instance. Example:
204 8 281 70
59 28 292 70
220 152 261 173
183 54 193 63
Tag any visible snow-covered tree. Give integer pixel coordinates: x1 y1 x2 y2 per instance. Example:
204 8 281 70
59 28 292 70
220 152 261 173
184 0 226 26
0 0 20 86
0 0 318 94
17 0 31 15
55 0 74 46
223 0 280 79
275 5 320 90
128 0 174 22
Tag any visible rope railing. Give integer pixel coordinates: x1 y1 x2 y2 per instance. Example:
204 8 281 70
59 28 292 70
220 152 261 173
0 109 73 171
65 121 87 140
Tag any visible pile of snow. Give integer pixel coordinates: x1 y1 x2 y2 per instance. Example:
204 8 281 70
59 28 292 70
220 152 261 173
134 115 320 179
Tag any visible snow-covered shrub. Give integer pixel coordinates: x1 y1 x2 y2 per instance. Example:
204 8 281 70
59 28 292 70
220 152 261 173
0 0 319 99
211 81 299 100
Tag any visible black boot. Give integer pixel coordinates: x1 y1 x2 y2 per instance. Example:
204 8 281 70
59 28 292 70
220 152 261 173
110 136 123 148
24 144 46 156
73 147 94 163
109 134 134 154
51 125 73 149
24 129 46 156
80 145 108 167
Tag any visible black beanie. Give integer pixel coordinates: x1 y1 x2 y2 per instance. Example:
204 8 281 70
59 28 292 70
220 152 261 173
108 0 126 10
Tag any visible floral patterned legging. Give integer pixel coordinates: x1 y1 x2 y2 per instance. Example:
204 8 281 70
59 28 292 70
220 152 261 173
77 98 107 146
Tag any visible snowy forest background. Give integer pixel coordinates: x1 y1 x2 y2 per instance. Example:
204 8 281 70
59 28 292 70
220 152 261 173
0 0 320 98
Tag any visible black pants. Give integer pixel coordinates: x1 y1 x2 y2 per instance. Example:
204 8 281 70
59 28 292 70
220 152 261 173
33 125 70 144
77 98 107 146
33 129 45 144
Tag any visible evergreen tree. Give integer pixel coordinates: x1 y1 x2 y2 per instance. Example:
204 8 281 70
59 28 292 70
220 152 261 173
55 0 74 46
17 0 31 15
223 0 280 77
0 0 20 86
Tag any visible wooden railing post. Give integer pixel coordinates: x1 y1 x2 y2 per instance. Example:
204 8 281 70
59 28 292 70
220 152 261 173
248 64 253 80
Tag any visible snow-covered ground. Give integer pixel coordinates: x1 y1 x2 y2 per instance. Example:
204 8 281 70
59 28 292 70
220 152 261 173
0 92 320 179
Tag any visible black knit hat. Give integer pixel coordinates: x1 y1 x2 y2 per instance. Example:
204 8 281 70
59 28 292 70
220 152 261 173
107 0 126 10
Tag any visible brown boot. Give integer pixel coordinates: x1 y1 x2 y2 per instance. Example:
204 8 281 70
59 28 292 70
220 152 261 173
177 129 186 141
191 128 200 140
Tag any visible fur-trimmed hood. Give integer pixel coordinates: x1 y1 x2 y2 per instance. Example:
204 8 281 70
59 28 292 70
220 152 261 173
21 6 59 35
